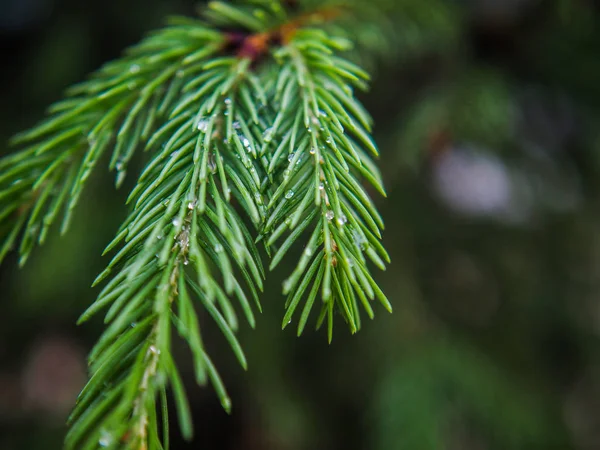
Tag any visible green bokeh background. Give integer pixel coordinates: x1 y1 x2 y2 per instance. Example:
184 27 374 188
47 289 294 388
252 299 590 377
2 1 600 449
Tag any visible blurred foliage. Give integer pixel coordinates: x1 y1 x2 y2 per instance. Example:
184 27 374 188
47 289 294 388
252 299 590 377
2 0 600 449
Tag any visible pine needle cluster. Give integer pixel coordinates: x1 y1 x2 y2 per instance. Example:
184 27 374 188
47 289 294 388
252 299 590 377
0 1 391 448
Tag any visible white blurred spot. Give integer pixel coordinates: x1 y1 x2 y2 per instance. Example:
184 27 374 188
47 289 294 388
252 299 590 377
432 146 527 222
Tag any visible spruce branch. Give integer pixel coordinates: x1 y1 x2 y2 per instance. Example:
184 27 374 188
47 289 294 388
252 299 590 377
0 0 393 447
0 17 227 266
261 29 391 342
69 54 269 447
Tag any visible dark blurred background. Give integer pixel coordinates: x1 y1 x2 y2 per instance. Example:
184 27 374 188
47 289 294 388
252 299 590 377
2 0 600 449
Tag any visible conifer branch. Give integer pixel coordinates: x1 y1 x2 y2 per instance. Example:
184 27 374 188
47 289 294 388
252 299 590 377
69 53 268 447
0 18 227 266
0 0 393 447
261 29 391 342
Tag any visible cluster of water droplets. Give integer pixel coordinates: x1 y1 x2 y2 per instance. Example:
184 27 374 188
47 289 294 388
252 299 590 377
169 216 191 265
149 345 161 355
287 151 304 166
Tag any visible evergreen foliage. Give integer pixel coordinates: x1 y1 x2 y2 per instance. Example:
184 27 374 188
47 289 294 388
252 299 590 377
0 1 392 448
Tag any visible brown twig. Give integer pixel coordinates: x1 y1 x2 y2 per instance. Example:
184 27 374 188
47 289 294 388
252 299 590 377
227 5 345 63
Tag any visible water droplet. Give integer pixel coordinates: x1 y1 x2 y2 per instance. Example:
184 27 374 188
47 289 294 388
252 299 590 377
263 127 275 142
326 136 333 144
208 153 217 173
187 201 195 210
183 259 189 266
224 97 232 105
288 153 295 162
215 243 224 253
149 345 160 355
115 161 125 171
352 230 368 250
283 169 291 179
197 118 209 132
285 190 294 199
325 210 334 221
310 147 317 155
130 322 137 328
254 193 263 205
157 234 163 240
241 137 251 149
319 183 325 191
172 218 182 228
319 110 327 117
233 121 241 130
337 214 347 226
129 64 140 74
99 430 113 448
